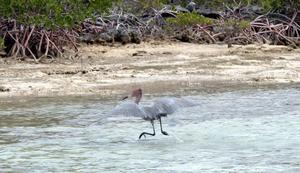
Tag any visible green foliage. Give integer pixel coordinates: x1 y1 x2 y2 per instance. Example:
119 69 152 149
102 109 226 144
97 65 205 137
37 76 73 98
177 0 300 11
118 0 169 14
0 37 4 49
225 19 251 30
0 0 113 29
139 0 169 9
167 12 213 27
258 0 300 10
238 20 251 29
260 0 283 10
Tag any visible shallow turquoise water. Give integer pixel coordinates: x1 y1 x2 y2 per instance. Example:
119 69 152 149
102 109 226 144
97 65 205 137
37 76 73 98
0 88 300 172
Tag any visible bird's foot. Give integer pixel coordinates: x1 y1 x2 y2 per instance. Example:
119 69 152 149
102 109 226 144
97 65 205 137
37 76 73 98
138 132 155 139
139 133 147 139
161 131 169 136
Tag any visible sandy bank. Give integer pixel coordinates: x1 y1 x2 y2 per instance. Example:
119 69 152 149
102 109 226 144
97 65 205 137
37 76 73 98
0 42 300 100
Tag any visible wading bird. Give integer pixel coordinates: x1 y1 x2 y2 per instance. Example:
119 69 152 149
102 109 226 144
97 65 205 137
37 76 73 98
109 88 197 139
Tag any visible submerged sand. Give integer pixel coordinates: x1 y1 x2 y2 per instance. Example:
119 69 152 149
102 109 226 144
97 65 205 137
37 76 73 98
0 42 300 99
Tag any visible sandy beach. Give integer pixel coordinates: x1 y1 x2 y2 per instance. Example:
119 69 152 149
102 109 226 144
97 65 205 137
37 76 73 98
0 42 300 100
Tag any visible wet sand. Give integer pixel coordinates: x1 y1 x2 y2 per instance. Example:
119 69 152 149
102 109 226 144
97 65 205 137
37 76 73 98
0 42 300 100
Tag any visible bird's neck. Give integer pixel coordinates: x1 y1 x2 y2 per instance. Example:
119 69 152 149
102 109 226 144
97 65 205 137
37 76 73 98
134 96 141 104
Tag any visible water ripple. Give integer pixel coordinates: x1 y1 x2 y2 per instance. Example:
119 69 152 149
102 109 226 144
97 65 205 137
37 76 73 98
1 88 300 172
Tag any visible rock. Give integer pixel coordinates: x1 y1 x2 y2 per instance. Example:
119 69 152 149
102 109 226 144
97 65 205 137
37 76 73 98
129 31 142 44
3 34 14 55
119 30 131 44
141 8 155 19
98 33 113 43
186 1 196 12
175 33 191 42
278 57 286 60
252 78 260 82
175 5 190 13
161 11 177 18
249 5 263 15
215 33 226 42
162 51 172 55
110 29 141 44
142 7 176 19
107 29 118 42
109 29 131 44
196 7 221 19
132 51 147 56
169 0 182 4
121 66 130 70
0 49 6 57
0 86 10 92
79 33 96 44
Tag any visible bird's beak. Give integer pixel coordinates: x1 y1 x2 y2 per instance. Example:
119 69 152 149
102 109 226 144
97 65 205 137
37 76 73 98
121 96 129 101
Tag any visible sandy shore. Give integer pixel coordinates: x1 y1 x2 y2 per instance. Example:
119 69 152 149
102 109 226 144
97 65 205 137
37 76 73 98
0 42 300 100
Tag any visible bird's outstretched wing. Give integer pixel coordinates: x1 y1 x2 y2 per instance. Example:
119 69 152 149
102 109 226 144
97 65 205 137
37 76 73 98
151 97 198 115
108 100 147 118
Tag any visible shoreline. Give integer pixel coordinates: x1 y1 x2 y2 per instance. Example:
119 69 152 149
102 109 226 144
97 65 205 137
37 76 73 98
1 42 300 101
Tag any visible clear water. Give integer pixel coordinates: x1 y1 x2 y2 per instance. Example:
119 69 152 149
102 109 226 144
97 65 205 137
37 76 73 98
0 88 300 172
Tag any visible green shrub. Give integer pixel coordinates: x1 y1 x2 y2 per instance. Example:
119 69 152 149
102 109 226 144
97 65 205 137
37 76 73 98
139 0 169 9
260 0 283 10
225 19 251 30
259 0 300 10
238 20 251 30
167 12 213 27
181 0 300 11
0 0 113 29
0 37 4 49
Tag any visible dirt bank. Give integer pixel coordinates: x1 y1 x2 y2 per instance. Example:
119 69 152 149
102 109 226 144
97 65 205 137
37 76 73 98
0 42 300 100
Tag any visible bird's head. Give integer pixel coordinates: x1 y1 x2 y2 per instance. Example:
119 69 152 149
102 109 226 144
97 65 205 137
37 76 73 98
131 88 142 104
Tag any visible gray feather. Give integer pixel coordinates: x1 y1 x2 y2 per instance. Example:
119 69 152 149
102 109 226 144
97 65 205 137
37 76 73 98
108 101 146 118
109 97 198 120
151 97 197 115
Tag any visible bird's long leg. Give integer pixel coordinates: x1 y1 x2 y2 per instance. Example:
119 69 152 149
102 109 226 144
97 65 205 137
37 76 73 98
139 120 155 139
159 117 169 136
